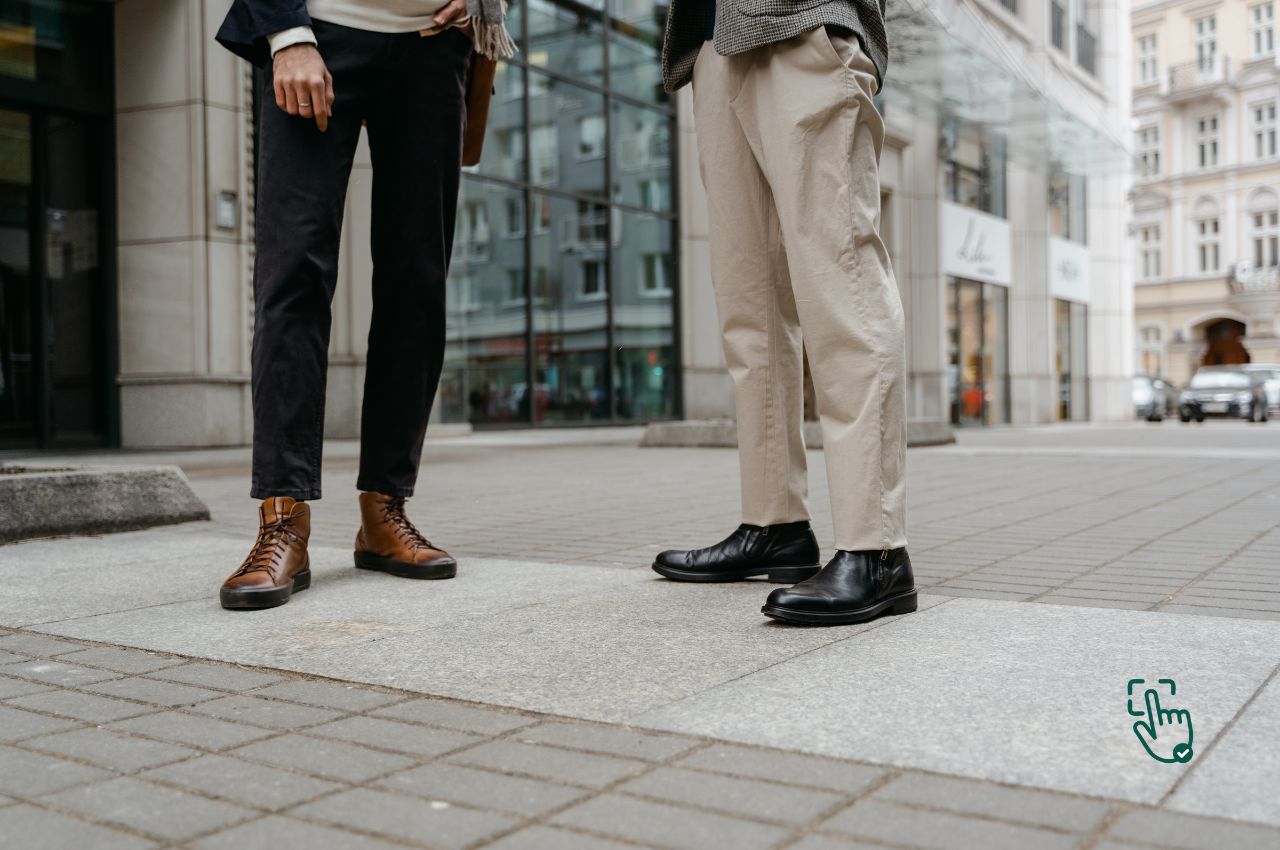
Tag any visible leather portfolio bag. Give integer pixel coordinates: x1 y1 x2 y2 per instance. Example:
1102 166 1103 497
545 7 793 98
462 52 497 167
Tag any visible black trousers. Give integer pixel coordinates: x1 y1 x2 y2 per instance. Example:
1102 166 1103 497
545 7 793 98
250 21 471 501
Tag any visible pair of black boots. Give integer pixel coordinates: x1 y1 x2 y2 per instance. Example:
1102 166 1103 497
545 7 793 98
652 521 916 626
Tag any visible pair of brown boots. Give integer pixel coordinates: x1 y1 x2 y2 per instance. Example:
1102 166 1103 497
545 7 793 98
220 492 455 610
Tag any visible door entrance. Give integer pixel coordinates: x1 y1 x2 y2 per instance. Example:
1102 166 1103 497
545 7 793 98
0 1 115 448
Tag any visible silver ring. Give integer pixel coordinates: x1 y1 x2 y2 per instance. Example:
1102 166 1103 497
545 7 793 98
298 101 312 108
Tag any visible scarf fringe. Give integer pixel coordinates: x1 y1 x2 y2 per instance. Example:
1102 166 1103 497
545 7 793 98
472 21 517 60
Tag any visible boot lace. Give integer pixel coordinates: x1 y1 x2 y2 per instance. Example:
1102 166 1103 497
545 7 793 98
233 518 300 578
382 498 436 551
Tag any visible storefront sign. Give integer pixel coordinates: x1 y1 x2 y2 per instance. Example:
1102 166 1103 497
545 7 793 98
1048 236 1091 303
941 201 1012 286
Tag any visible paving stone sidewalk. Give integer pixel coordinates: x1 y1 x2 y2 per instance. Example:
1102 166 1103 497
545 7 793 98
2 629 1278 850
3 422 1279 849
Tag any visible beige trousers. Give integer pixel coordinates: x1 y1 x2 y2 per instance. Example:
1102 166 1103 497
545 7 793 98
692 27 907 551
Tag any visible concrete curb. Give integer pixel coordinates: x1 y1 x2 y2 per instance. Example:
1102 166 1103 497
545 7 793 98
0 466 211 543
640 419 956 449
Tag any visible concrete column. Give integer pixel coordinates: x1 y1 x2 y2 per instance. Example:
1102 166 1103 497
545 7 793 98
900 115 947 427
1007 159 1054 425
115 0 255 447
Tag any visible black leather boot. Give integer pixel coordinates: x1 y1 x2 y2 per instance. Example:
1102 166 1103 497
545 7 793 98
652 522 821 583
761 548 917 625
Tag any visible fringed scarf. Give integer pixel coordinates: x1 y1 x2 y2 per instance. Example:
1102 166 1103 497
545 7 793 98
465 0 517 59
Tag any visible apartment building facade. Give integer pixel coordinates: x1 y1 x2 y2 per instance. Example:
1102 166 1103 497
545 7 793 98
1132 0 1280 382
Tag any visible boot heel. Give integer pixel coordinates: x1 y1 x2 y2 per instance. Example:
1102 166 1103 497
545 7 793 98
891 591 918 615
766 566 820 584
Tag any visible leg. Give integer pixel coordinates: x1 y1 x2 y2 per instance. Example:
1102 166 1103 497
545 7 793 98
250 22 370 500
693 41 809 529
734 27 907 551
356 29 471 496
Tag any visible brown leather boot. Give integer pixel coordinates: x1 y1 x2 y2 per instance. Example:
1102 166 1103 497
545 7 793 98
354 492 456 579
220 497 312 610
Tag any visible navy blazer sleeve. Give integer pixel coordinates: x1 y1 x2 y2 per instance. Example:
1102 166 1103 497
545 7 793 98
215 0 313 66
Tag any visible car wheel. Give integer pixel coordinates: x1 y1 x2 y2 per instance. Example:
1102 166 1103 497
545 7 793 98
1179 412 1191 423
1195 414 1206 423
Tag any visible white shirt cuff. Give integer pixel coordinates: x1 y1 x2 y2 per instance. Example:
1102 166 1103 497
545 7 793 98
268 26 317 56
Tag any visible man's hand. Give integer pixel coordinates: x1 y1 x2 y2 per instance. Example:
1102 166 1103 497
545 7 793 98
433 0 468 28
273 44 335 132
1133 688 1194 764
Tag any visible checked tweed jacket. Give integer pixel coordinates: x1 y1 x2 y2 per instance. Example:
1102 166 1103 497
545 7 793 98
660 0 889 93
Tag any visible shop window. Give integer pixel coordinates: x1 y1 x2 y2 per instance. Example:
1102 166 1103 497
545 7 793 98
1056 299 1089 421
946 279 1010 427
1049 167 1087 244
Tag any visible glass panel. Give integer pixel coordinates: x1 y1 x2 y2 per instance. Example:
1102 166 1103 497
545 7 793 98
532 192 609 422
466 61 526 182
956 280 983 426
945 279 959 425
1055 298 1071 420
612 207 674 420
1070 301 1089 420
982 282 1009 424
526 0 605 88
0 0 110 97
441 178 530 425
527 71 607 199
609 0 667 103
0 107 31 442
46 112 104 442
611 100 671 212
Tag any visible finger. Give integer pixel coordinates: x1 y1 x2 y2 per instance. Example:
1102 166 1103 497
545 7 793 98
310 77 328 131
434 0 466 25
293 80 314 118
274 77 287 112
1144 689 1163 727
282 81 299 115
325 70 336 112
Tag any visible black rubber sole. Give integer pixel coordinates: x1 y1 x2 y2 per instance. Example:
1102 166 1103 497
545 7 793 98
651 562 820 584
355 551 457 580
220 569 311 610
761 588 918 626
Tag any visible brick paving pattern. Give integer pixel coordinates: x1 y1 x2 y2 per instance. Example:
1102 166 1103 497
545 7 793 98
3 629 1278 850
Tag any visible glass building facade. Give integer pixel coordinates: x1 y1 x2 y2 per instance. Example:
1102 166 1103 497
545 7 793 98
437 0 679 427
0 0 116 448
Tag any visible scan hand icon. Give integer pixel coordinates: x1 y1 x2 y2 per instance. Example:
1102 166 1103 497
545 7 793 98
1132 688 1193 764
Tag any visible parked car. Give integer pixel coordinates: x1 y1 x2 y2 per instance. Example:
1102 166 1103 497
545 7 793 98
1133 375 1179 421
1179 367 1269 423
1242 364 1280 411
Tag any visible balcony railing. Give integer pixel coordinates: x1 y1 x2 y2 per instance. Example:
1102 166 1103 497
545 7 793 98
1166 56 1231 94
1229 265 1280 295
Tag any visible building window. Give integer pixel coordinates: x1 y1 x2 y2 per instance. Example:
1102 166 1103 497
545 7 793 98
1051 1 1066 50
1195 16 1216 72
999 0 1017 13
1195 115 1219 168
1055 299 1089 421
1075 0 1098 76
1137 126 1160 177
640 253 671 295
1254 102 1277 159
1138 224 1162 280
576 114 605 159
1137 34 1159 84
941 117 1007 218
437 0 678 428
1196 218 1220 273
1139 326 1164 377
1252 4 1275 57
1254 209 1280 267
1049 167 1087 244
580 259 606 299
